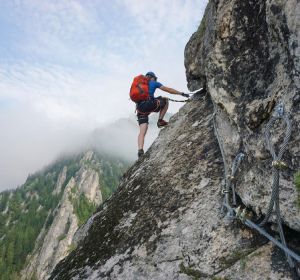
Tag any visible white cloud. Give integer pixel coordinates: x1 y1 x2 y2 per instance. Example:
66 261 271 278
0 0 208 190
0 103 90 190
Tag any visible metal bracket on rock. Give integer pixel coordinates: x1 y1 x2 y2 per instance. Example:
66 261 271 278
226 153 244 181
227 175 235 181
221 189 230 195
236 206 242 217
236 153 245 161
241 209 253 223
275 102 284 117
235 206 253 224
272 160 288 169
227 208 237 220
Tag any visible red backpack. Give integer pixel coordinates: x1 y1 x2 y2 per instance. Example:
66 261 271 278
129 75 150 103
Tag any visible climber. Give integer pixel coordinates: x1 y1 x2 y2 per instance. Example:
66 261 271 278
135 72 189 158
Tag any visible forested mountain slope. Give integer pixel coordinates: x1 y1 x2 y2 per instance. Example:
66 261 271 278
0 150 129 280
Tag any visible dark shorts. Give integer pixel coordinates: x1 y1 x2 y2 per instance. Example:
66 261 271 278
137 97 167 125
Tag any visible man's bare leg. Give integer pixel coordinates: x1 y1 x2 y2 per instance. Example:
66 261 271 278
158 100 169 120
138 123 148 150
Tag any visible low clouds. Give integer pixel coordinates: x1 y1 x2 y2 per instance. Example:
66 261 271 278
0 0 208 190
90 113 171 162
0 103 90 190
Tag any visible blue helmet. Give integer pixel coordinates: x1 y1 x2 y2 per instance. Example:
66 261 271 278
146 71 157 79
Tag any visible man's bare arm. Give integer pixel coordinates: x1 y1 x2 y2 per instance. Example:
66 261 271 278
160 85 182 95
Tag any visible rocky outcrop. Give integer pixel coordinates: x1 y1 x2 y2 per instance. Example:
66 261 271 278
80 150 93 164
1 202 8 215
48 1 300 279
77 165 102 206
185 0 300 232
21 151 103 280
22 178 79 280
52 166 67 195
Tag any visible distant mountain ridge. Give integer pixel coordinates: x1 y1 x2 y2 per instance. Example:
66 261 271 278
0 150 129 280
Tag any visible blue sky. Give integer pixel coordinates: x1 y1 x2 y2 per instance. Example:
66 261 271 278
0 0 208 190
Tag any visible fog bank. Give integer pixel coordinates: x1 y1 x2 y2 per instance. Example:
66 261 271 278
0 103 171 191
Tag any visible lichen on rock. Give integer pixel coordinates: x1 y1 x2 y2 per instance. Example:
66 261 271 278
185 0 300 232
48 0 300 279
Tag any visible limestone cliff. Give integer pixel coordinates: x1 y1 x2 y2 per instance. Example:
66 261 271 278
185 0 300 231
49 1 300 279
21 151 103 280
19 150 127 280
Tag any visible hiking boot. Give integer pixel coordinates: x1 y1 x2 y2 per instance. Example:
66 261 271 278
157 120 168 128
138 149 144 158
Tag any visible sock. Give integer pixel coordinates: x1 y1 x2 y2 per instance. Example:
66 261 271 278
138 149 144 153
158 119 162 122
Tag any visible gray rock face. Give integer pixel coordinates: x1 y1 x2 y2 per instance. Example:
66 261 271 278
22 151 103 280
185 0 300 232
72 210 102 247
48 1 300 279
22 178 79 280
49 98 300 280
52 166 67 195
77 165 102 206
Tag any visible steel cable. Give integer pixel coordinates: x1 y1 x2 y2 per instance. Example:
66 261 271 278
230 154 244 206
258 114 292 227
212 101 244 212
211 101 230 212
255 113 294 267
212 100 298 275
245 219 300 263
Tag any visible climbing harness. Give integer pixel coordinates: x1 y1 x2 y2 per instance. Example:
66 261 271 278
135 88 206 115
136 99 161 115
161 97 192 103
213 101 300 278
161 87 207 103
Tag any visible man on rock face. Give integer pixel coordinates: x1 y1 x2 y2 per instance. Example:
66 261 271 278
136 71 189 158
